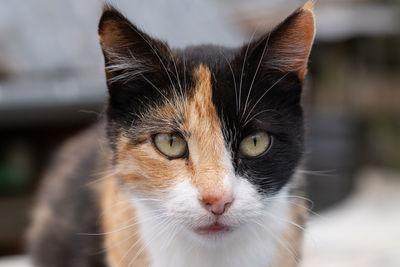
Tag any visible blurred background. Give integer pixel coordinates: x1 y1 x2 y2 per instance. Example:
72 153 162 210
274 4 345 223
0 0 399 266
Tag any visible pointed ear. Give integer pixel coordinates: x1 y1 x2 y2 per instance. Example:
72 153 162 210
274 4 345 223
98 5 170 87
249 1 316 82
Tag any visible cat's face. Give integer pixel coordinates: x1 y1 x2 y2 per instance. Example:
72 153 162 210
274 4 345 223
99 3 314 243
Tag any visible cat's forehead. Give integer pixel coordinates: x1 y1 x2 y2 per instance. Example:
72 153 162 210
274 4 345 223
184 64 223 141
176 45 238 67
162 63 225 147
178 45 297 133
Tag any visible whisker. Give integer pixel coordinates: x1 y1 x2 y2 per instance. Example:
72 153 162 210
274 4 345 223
127 217 172 266
117 215 169 267
243 72 289 124
264 196 321 217
253 220 299 264
296 169 337 177
167 48 186 110
266 194 314 205
219 49 238 116
263 210 306 232
182 50 188 110
242 109 278 127
138 73 175 109
125 25 176 92
80 210 167 236
238 29 257 115
88 228 139 256
84 169 120 187
241 32 272 122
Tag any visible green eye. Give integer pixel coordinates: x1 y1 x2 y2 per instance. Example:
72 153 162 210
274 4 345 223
153 133 188 158
239 132 271 158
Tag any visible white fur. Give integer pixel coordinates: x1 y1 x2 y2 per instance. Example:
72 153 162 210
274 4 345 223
130 175 292 267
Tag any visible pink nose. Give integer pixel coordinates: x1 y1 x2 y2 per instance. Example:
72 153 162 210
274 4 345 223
201 194 234 215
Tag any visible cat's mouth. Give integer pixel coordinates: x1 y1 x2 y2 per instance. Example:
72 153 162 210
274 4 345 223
194 222 232 235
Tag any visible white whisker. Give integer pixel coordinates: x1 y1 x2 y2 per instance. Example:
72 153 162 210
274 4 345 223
243 73 289 124
238 30 257 115
241 32 272 123
219 49 238 116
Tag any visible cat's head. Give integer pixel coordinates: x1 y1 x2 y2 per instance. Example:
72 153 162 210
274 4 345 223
98 1 315 243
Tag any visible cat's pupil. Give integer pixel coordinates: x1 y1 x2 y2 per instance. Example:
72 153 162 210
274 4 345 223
169 135 174 147
253 136 257 147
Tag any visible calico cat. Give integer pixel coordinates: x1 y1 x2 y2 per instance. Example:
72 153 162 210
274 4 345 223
28 1 315 267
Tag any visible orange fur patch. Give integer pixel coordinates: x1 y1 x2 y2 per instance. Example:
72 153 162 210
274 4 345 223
117 135 187 192
184 65 229 200
101 178 149 266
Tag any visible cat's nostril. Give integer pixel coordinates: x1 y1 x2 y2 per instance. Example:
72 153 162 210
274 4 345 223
201 194 234 215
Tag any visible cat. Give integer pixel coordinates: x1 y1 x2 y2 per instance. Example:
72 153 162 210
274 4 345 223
27 1 315 267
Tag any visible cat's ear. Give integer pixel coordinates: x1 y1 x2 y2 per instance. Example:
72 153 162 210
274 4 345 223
248 1 315 82
98 5 170 89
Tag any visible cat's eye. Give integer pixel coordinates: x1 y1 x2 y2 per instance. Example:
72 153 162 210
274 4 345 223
239 132 271 158
153 133 188 159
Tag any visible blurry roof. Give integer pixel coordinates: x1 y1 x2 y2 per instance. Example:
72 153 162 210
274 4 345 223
0 0 245 125
232 0 400 42
1 0 399 125
0 0 245 76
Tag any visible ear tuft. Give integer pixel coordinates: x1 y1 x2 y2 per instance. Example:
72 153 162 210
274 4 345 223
301 0 315 13
101 3 118 13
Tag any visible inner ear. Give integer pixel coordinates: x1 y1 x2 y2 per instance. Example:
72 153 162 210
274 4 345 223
248 1 315 82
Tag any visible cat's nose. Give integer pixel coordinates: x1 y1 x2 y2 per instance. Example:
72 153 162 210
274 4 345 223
200 194 234 215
